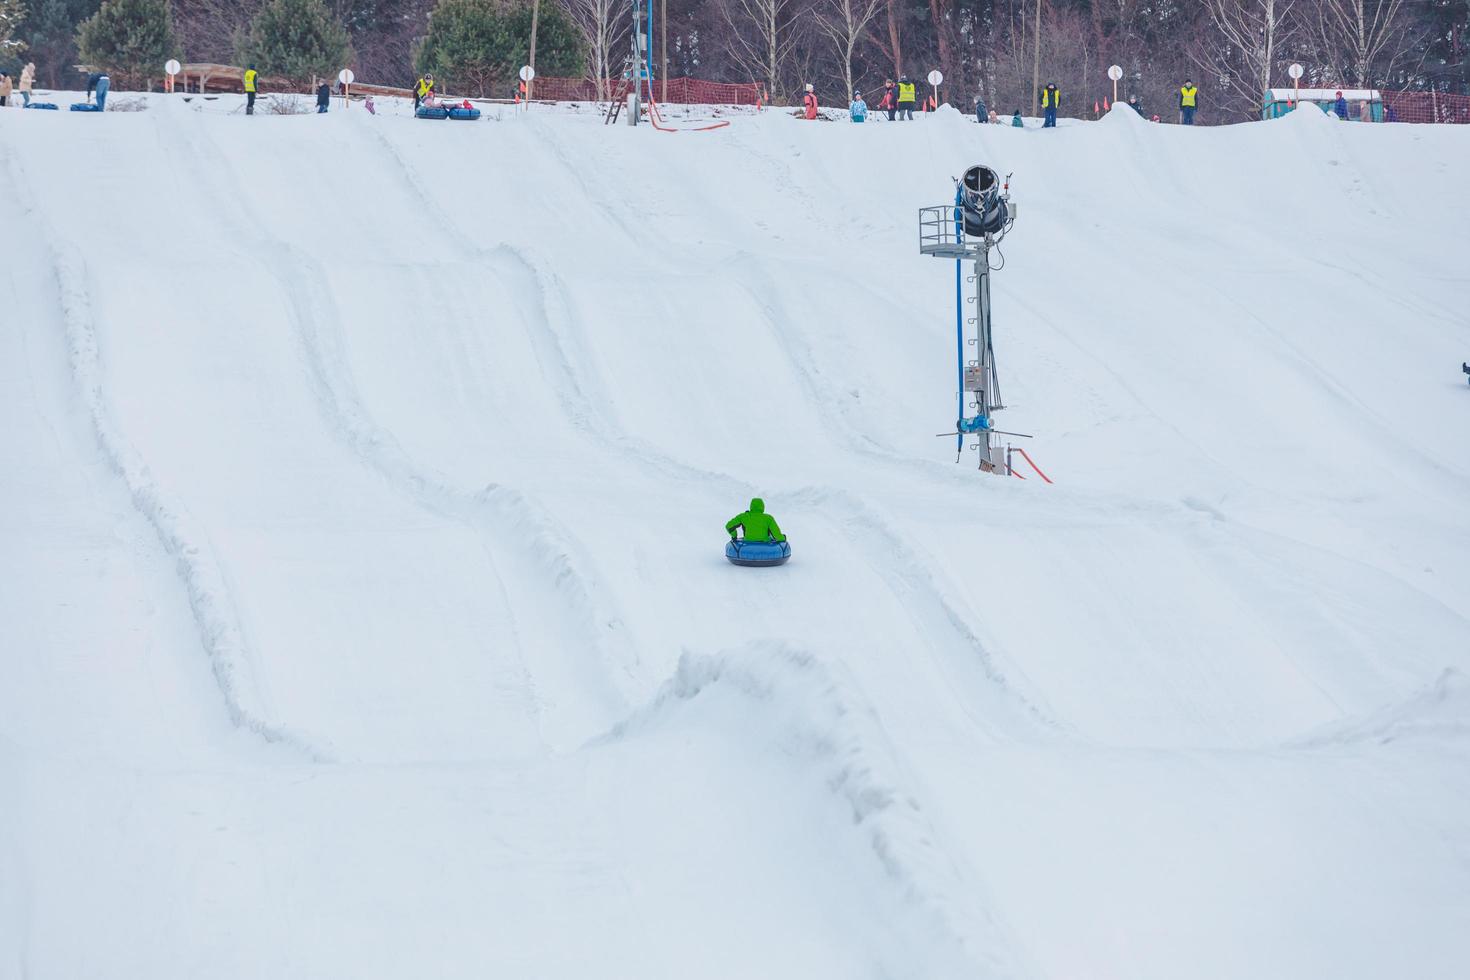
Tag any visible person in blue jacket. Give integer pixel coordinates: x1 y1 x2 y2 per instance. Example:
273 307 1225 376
975 96 988 123
850 91 867 122
1334 91 1349 119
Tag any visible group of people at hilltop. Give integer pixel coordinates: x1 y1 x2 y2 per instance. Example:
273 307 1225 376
804 75 937 122
0 63 36 107
804 76 1203 126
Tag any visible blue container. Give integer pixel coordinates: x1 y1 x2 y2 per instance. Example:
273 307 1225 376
415 106 450 120
447 106 481 121
726 539 791 567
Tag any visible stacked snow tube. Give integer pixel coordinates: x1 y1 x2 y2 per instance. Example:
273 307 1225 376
725 539 792 567
69 103 103 112
26 103 60 110
415 105 450 120
447 106 481 121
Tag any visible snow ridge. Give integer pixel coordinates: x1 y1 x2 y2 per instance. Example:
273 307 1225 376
792 485 1062 737
1287 668 1470 748
0 140 320 757
602 642 1025 979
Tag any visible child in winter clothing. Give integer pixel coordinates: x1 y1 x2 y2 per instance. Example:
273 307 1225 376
317 82 331 113
19 63 34 107
850 93 867 122
1011 110 1023 128
802 84 818 120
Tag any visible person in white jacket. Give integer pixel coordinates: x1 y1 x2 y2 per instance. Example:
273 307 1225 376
19 63 35 107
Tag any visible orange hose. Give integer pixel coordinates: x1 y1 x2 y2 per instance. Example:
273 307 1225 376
1015 447 1053 484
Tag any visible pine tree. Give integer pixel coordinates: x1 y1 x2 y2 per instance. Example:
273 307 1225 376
2 0 28 63
239 0 351 83
75 0 175 89
416 0 583 98
16 0 101 88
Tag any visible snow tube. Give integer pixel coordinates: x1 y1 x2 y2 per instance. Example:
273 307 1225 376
69 103 103 112
26 102 60 111
447 106 481 121
726 538 791 567
415 106 450 120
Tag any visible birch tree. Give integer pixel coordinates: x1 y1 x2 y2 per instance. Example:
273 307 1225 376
563 0 626 100
1191 0 1299 117
1316 0 1413 86
718 0 802 99
816 0 882 99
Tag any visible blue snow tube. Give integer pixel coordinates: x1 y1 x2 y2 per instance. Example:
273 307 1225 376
69 103 103 112
26 102 60 110
726 538 792 567
415 105 450 120
447 105 481 121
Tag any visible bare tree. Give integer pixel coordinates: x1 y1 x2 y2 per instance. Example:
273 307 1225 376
717 0 805 99
1192 0 1300 119
562 0 628 99
1315 0 1414 86
816 0 883 99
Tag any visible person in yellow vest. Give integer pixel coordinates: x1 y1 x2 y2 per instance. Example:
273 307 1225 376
415 73 435 110
1179 79 1198 125
896 75 916 120
244 64 259 115
1041 82 1059 127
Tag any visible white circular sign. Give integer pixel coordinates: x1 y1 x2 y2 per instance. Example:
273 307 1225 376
1107 64 1123 81
165 59 181 75
1288 63 1304 80
338 69 355 85
519 65 536 83
927 69 943 87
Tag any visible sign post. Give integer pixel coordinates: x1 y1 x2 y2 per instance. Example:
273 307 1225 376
1288 62 1303 107
338 68 354 108
927 69 943 113
519 65 535 110
165 58 181 94
1107 64 1122 106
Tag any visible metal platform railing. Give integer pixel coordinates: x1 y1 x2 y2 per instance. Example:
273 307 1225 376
918 205 978 258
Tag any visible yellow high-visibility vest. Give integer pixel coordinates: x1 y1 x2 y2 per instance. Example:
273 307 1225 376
1042 87 1058 108
244 69 258 93
417 77 433 97
1180 85 1198 107
898 82 915 102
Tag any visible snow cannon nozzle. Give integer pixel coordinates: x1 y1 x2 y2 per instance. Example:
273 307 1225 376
959 164 1011 238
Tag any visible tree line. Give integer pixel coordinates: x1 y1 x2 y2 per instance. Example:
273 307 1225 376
4 0 1468 118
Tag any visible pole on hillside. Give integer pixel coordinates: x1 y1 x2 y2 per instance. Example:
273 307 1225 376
165 59 180 94
1108 64 1121 107
928 69 943 113
339 68 354 109
528 0 540 103
661 0 667 104
1030 0 1042 116
520 65 535 111
1289 62 1303 108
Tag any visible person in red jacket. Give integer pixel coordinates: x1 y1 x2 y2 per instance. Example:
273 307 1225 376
802 83 818 119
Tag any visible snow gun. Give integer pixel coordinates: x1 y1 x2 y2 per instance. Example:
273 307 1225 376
957 165 1012 237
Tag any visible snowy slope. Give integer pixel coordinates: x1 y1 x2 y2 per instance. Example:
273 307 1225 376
2 95 1469 979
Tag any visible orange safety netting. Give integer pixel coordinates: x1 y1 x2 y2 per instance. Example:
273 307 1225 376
1382 91 1470 125
526 76 761 105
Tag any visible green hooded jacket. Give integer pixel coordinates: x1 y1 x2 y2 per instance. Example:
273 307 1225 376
726 498 785 542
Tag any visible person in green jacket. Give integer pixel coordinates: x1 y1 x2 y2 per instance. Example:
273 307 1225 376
726 498 786 542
